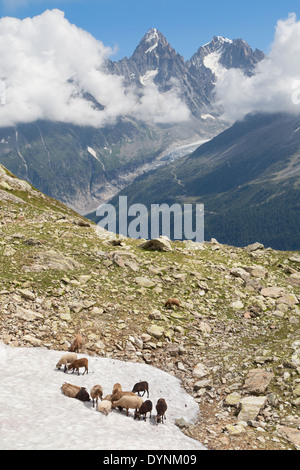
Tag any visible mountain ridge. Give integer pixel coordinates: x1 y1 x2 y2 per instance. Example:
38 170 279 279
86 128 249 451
97 112 300 250
0 28 264 214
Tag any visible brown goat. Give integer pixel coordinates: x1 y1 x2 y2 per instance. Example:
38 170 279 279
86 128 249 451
112 395 143 417
61 382 81 398
111 390 136 402
67 358 88 375
155 398 167 424
132 381 149 398
164 298 181 309
134 400 153 421
69 334 82 353
112 383 122 396
90 385 103 408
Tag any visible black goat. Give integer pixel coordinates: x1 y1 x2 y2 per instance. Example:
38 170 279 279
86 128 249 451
132 381 149 398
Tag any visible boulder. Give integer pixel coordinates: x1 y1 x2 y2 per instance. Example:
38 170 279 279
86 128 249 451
230 267 250 281
147 325 165 339
238 396 267 422
224 392 242 408
260 287 286 298
243 368 274 394
139 238 172 252
277 426 300 450
135 277 156 288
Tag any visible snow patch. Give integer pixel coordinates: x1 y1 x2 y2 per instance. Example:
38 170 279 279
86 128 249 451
0 344 206 450
87 146 98 159
140 69 158 87
145 42 158 54
201 114 216 120
146 28 159 43
203 51 227 79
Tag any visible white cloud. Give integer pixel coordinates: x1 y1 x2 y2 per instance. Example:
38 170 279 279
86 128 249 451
0 9 190 128
215 13 300 122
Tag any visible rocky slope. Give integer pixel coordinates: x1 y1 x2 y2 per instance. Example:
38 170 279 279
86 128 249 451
0 164 300 450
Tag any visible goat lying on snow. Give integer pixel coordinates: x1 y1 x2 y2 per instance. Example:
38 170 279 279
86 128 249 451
132 381 149 398
61 382 81 398
134 400 152 421
155 398 167 424
75 387 90 402
56 353 77 372
61 382 90 402
67 358 88 375
97 399 112 416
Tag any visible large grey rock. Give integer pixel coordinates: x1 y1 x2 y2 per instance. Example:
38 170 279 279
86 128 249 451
277 426 300 450
243 368 274 394
260 287 285 298
230 267 250 281
238 396 267 422
147 325 165 339
135 277 156 288
139 238 172 252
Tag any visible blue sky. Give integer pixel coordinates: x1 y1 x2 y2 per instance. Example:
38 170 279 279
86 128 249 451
1 0 300 60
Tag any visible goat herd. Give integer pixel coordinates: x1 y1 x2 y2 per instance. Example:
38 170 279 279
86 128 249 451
56 336 168 425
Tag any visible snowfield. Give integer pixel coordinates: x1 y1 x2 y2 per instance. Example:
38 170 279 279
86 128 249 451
0 344 206 450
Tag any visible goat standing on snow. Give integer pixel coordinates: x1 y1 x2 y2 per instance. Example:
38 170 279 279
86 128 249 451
134 400 153 421
90 385 103 408
155 398 167 424
56 353 77 372
67 358 88 375
132 381 149 398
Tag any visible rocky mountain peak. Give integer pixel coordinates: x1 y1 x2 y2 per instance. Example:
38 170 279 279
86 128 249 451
131 27 184 69
188 35 265 76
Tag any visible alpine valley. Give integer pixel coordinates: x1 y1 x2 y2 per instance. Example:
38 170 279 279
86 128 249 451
0 28 264 216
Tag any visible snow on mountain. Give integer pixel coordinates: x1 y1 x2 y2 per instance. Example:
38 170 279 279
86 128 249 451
0 344 206 450
188 36 265 77
145 28 160 54
203 51 227 80
140 69 158 86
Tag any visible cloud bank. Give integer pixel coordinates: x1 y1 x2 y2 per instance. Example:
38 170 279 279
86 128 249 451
215 13 300 122
0 9 190 128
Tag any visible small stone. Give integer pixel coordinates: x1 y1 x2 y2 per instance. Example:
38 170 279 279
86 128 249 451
192 362 210 379
231 300 244 310
18 289 36 301
224 392 241 408
225 424 246 436
147 325 165 339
